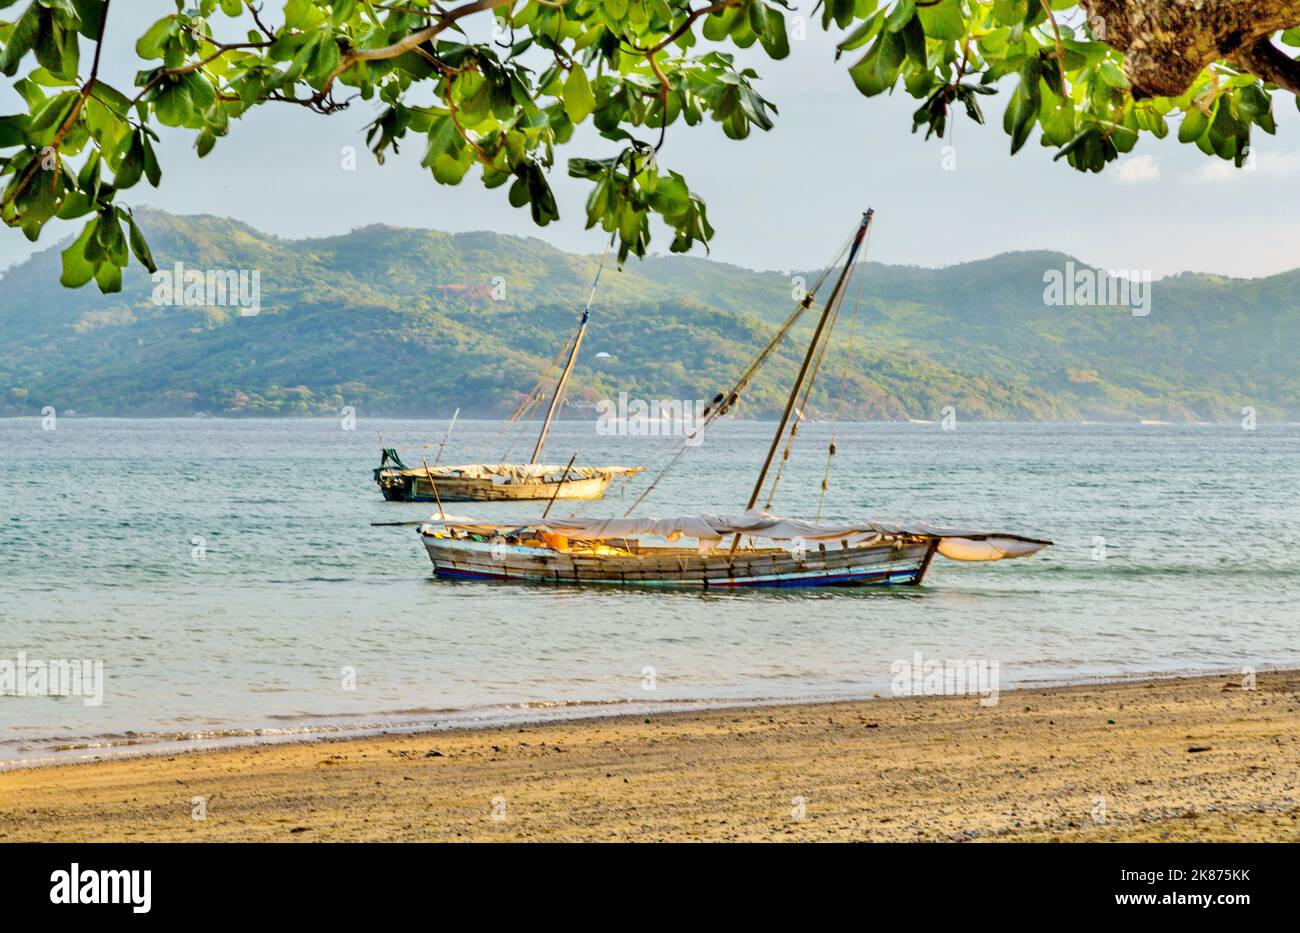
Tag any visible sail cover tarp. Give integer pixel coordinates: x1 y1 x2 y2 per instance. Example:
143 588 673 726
438 509 1050 561
396 463 642 481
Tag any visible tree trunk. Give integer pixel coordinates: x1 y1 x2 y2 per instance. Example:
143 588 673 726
1080 0 1300 97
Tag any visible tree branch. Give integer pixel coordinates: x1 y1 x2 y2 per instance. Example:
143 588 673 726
1230 37 1300 94
314 0 514 102
1081 0 1300 98
90 0 111 79
622 1 735 54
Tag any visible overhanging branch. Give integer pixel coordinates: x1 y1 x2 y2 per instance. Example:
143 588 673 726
1081 0 1300 98
1231 37 1300 95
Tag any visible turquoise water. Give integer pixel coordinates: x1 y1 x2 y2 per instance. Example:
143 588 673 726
1 417 1297 765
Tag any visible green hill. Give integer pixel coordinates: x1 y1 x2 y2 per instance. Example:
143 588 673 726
0 209 1295 421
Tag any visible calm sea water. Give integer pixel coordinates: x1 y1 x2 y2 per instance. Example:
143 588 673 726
1 417 1297 766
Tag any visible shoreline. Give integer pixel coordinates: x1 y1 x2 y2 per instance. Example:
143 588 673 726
3 669 1298 841
1 664 1279 773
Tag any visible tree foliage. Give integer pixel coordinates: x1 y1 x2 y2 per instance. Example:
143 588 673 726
1 0 1297 292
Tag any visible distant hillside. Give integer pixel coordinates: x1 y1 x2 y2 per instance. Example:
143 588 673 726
0 209 1295 422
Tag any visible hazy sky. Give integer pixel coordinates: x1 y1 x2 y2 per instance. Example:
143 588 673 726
2 3 1297 278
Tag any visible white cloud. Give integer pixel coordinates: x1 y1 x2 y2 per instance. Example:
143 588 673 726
1192 149 1300 182
1195 161 1239 182
1113 154 1162 184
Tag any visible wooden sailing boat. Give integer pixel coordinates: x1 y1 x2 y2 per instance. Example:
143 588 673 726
415 210 1051 585
374 281 642 503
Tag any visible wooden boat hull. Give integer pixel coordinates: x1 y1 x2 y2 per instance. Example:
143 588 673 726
380 472 614 503
420 534 938 588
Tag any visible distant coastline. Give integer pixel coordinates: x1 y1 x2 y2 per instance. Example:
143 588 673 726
3 210 1296 424
1 413 1291 426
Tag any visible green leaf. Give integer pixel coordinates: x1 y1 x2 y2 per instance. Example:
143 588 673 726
836 11 883 55
134 16 174 60
307 32 340 84
992 0 1029 27
756 6 789 60
702 8 737 43
562 65 596 123
34 6 79 81
430 150 472 184
331 0 357 25
123 208 156 273
94 255 121 292
195 126 216 157
901 15 926 67
70 0 105 40
1052 127 1095 162
1207 99 1238 159
112 130 144 187
95 207 128 264
140 132 161 186
283 0 316 30
849 30 906 98
55 187 92 218
76 146 99 196
917 0 965 42
1097 60 1129 90
885 0 915 33
1178 105 1208 144
153 80 193 126
27 89 79 146
0 113 28 146
568 156 613 180
0 0 42 76
59 217 97 287
1007 56 1042 154
524 162 558 225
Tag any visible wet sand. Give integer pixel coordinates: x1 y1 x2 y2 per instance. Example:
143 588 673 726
2 671 1298 841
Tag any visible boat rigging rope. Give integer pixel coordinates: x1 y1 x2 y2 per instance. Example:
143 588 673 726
762 222 873 513
761 289 842 511
618 232 859 517
816 242 867 520
493 337 576 463
494 231 616 465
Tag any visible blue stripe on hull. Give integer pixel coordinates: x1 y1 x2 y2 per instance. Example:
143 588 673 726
390 494 477 502
431 565 921 588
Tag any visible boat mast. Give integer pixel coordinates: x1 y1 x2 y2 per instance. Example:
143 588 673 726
742 209 874 514
530 233 614 465
432 407 459 465
530 309 589 465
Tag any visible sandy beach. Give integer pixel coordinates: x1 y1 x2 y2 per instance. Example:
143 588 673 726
2 671 1297 842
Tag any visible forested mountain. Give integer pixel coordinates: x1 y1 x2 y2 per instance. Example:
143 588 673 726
1 209 1295 421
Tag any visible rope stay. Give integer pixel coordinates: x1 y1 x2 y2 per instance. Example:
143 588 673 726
494 231 615 465
619 231 859 517
766 221 873 514
762 285 842 510
817 237 868 520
